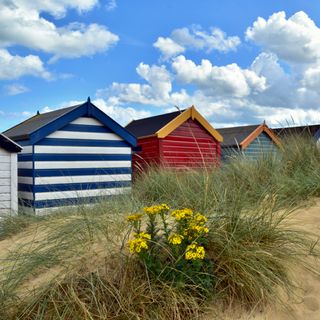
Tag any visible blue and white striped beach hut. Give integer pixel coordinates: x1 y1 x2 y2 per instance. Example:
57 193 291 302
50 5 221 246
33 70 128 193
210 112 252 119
3 98 136 214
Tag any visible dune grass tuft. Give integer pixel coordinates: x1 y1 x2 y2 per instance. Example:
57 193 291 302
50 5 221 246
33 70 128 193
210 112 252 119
0 135 319 319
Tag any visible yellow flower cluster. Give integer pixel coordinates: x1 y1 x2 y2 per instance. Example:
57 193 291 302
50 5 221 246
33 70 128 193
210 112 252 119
168 233 184 245
184 225 209 239
143 204 170 216
193 213 207 224
184 213 209 239
185 243 205 260
128 232 151 253
127 213 144 221
171 208 193 221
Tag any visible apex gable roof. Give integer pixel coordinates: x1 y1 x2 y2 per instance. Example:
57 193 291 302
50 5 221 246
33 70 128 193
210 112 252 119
3 99 137 147
4 105 80 141
126 106 223 142
218 123 281 149
125 110 182 138
0 133 22 153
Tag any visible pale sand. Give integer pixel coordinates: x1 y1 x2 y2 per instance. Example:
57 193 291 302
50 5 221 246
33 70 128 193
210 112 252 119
206 200 320 320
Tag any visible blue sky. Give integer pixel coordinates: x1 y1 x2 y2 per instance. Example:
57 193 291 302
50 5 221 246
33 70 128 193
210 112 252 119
1 0 320 132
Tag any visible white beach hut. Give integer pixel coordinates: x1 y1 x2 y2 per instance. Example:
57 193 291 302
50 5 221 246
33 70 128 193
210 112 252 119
0 133 22 216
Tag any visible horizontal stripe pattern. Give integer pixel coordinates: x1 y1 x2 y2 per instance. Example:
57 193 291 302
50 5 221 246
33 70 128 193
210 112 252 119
34 160 131 169
47 130 123 141
16 116 133 211
36 138 129 147
61 124 113 133
18 161 32 169
19 192 128 209
19 181 131 193
34 174 131 185
70 117 104 126
35 187 131 201
18 167 132 177
34 145 131 154
18 154 131 162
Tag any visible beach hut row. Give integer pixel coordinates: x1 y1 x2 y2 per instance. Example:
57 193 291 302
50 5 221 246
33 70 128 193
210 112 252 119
1 100 319 215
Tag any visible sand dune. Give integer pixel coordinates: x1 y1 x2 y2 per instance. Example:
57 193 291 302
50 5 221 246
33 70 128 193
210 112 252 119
211 200 320 320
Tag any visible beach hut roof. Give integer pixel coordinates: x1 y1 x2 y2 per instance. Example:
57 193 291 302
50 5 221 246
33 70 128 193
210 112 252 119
126 106 223 142
3 98 136 146
0 133 22 153
274 124 320 138
218 123 281 149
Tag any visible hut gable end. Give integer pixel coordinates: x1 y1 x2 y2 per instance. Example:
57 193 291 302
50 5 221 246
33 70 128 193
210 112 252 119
243 132 278 158
219 123 281 161
160 119 220 168
4 100 136 214
127 106 222 171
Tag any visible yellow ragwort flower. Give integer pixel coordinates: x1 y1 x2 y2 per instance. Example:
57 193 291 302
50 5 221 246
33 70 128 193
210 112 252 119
183 212 209 239
185 243 205 260
143 204 170 216
127 232 151 253
137 232 151 240
168 233 184 245
171 208 193 221
193 213 207 225
127 213 144 222
184 224 209 240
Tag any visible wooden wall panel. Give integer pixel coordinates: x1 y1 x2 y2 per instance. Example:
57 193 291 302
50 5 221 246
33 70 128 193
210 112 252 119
160 119 220 168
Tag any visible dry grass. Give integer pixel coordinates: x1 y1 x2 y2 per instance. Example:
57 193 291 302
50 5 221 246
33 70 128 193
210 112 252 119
0 135 319 319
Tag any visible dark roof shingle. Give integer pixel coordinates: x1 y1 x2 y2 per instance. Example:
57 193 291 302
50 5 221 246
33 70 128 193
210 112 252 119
125 110 183 137
0 133 22 152
3 105 81 141
217 124 260 147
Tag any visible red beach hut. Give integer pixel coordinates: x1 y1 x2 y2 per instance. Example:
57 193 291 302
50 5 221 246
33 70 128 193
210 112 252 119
125 106 223 171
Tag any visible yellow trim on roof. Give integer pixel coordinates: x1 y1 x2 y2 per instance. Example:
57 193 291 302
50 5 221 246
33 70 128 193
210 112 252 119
155 106 223 142
240 122 282 150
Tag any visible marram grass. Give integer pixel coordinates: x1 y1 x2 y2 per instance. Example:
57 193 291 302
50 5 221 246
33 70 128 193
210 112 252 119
0 135 319 319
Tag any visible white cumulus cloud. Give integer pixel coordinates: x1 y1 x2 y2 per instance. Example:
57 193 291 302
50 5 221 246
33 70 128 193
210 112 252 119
154 25 240 60
246 11 320 65
172 55 266 98
0 49 50 80
98 63 174 106
5 0 99 18
153 37 185 61
0 1 119 61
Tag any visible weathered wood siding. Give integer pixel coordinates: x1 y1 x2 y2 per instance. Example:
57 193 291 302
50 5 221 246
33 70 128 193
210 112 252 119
133 136 160 172
17 116 132 214
221 132 278 161
160 119 220 168
0 148 18 215
242 132 278 159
